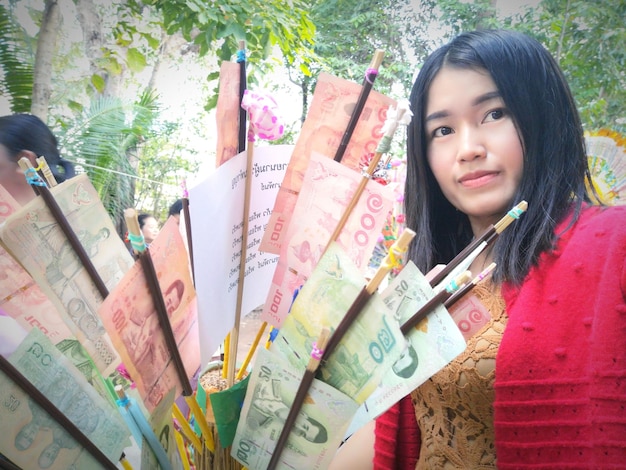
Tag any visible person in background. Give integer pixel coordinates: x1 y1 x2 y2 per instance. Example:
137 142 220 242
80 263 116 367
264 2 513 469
0 114 75 205
138 213 160 247
329 29 626 469
168 198 183 225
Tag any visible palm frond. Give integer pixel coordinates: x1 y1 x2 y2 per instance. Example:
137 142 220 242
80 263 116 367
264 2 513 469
0 4 35 112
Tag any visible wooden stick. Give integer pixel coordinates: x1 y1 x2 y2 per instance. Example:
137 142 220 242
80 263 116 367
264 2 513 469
428 200 528 287
125 209 213 449
172 403 202 454
115 385 171 470
237 39 247 153
181 195 195 283
18 157 109 299
400 270 472 335
266 328 331 470
236 320 267 381
267 229 415 470
184 395 215 453
0 355 119 470
125 209 192 395
324 101 411 254
221 333 230 379
227 141 255 386
334 50 385 163
443 262 497 309
36 155 58 187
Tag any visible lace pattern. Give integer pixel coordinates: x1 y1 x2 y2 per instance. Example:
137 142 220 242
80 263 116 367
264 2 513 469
411 281 507 469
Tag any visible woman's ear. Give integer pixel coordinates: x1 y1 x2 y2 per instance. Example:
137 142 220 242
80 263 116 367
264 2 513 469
17 150 37 168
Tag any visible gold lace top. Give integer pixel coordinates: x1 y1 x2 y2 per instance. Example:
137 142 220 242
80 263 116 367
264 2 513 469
410 281 507 469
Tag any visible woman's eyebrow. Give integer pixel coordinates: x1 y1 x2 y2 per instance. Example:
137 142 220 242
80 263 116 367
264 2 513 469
426 90 502 123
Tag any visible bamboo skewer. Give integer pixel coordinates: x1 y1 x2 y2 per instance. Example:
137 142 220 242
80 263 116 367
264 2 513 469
428 200 528 287
324 100 412 254
0 355 119 470
19 157 109 299
235 320 267 381
443 262 497 309
400 271 472 335
125 209 215 453
115 385 171 470
334 50 385 163
226 140 255 387
35 155 58 187
237 40 247 154
267 229 415 470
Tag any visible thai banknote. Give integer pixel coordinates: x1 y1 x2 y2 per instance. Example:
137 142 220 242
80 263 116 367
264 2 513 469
271 242 404 403
231 347 358 470
215 60 241 167
448 293 492 341
0 328 129 470
359 261 466 420
0 175 135 376
260 151 395 327
0 184 75 348
260 72 396 255
98 217 201 413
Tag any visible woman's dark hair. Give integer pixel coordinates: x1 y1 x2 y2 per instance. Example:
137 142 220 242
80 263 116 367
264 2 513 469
0 114 75 183
405 29 591 285
168 198 183 217
137 213 154 229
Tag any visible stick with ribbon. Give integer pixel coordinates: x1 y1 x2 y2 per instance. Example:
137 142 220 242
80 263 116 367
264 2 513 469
0 355 120 470
115 385 172 470
124 208 214 454
224 89 284 386
324 99 412 253
267 228 415 470
334 50 385 163
237 40 247 154
428 200 528 287
18 157 109 299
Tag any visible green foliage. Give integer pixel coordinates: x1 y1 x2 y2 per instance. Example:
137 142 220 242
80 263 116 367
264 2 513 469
527 0 626 133
148 0 316 68
55 90 171 234
0 4 35 113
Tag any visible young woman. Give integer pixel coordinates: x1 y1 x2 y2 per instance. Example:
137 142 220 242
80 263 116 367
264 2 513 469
0 113 75 205
330 29 626 469
138 213 160 246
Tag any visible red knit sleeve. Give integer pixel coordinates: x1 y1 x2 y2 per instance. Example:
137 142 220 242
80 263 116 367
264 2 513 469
373 395 420 470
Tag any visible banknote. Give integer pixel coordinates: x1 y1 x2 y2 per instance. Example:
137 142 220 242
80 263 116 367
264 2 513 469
448 293 492 341
359 261 467 420
260 151 395 326
0 175 135 376
215 60 241 167
0 328 129 470
0 187 111 402
98 217 201 413
260 72 396 254
271 242 404 403
0 184 75 347
231 347 358 470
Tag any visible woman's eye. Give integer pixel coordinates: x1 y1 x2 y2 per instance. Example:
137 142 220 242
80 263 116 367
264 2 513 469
484 108 505 122
432 126 453 138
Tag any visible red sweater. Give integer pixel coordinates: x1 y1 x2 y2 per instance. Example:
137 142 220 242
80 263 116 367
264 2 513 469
374 205 626 469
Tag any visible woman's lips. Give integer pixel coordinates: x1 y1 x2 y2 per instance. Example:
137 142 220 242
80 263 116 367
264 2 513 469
458 171 499 188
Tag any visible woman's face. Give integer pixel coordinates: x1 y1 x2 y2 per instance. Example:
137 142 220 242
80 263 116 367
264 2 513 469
0 144 35 206
424 66 524 235
141 216 160 244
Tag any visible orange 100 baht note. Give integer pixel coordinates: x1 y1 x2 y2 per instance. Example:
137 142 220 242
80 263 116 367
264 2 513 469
259 72 395 255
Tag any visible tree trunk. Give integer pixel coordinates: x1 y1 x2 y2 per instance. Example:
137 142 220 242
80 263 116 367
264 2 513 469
31 0 60 120
75 0 122 97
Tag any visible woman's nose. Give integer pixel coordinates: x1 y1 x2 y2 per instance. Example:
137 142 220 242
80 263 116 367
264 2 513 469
456 126 487 162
